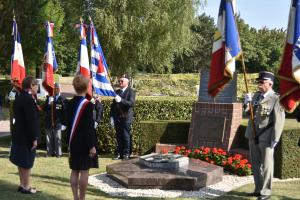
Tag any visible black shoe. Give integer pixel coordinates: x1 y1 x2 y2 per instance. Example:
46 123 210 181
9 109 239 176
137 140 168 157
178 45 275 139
246 192 261 197
122 154 130 160
112 154 123 160
257 195 271 200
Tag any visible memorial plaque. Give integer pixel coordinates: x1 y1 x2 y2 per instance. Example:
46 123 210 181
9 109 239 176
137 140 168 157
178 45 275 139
198 69 237 103
190 116 226 147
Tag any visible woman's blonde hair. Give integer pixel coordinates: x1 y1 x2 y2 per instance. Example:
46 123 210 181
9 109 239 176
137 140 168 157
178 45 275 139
72 74 89 94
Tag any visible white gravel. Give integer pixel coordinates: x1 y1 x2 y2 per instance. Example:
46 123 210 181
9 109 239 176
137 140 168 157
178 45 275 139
89 173 300 198
89 173 253 199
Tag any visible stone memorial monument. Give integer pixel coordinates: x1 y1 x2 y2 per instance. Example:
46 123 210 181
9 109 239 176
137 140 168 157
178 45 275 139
188 69 242 151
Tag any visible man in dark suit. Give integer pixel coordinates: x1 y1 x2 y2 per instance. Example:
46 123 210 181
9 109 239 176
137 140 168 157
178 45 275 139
43 83 67 157
110 74 136 160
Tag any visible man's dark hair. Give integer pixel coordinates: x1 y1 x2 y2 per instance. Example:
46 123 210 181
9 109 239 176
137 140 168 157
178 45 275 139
22 76 38 90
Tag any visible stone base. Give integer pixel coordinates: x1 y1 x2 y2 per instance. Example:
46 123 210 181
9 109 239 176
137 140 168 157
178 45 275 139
188 102 242 151
106 158 223 190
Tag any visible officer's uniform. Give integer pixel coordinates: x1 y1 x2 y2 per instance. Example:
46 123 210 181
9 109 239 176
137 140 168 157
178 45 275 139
43 92 67 157
244 72 285 197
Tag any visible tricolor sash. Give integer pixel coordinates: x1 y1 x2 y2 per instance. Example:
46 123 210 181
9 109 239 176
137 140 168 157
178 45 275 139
69 98 89 148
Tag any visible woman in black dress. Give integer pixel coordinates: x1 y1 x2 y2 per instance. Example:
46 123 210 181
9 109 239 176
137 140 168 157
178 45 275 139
66 75 98 200
10 76 40 194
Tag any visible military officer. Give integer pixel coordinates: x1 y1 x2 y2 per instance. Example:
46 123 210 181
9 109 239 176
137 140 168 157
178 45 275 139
243 71 285 200
43 83 67 157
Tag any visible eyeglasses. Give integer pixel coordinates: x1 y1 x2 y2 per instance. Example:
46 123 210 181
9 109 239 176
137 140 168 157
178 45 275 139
118 80 124 83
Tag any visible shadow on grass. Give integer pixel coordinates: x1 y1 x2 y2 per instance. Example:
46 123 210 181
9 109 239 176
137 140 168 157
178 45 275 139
0 179 65 200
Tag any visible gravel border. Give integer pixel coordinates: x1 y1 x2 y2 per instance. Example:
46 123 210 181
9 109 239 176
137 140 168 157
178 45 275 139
89 173 253 198
89 173 300 199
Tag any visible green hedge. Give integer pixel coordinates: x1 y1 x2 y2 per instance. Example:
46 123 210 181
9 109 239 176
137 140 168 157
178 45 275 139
10 97 196 153
139 120 190 154
97 97 195 154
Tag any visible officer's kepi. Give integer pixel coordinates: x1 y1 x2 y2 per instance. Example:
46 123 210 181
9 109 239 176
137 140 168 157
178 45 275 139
256 71 274 83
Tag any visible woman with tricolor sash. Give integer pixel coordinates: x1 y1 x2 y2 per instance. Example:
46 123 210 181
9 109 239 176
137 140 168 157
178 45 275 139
66 74 98 200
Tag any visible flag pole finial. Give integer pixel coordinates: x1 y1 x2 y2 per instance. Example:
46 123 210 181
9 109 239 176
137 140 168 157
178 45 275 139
80 16 83 24
13 9 15 20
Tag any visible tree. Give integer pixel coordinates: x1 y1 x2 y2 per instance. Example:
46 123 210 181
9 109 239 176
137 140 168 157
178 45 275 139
237 16 286 73
172 13 215 73
91 0 202 75
0 0 64 76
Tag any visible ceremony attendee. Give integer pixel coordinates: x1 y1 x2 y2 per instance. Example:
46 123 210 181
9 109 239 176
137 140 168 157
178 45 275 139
66 75 98 200
243 71 285 200
43 83 67 157
10 76 40 194
91 95 103 130
110 74 136 160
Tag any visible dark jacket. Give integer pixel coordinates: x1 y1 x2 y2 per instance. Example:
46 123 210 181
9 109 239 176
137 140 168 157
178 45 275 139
43 95 67 129
11 91 40 145
66 96 98 155
110 87 135 124
93 100 103 123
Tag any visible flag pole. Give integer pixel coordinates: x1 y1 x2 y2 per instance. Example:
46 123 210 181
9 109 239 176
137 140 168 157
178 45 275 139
240 52 258 143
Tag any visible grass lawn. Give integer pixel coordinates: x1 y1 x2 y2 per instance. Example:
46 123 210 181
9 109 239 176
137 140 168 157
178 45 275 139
0 136 299 200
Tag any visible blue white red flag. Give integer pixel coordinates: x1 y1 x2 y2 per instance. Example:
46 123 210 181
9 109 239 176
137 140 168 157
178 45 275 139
89 20 116 96
11 18 25 89
42 21 58 96
76 21 92 99
278 0 300 112
208 0 241 97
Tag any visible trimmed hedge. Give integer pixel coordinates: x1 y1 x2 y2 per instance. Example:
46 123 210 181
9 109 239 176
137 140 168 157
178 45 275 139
97 97 195 154
139 120 190 154
10 97 196 153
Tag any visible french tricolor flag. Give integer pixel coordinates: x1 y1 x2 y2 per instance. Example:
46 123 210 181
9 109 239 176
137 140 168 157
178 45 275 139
278 0 300 113
42 21 58 96
11 18 25 89
208 0 241 97
76 21 92 99
90 20 116 97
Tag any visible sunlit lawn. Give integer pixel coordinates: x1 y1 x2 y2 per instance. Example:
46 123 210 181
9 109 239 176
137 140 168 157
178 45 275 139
0 136 299 200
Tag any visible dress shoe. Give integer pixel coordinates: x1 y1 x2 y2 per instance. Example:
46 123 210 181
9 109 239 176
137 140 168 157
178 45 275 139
122 154 130 160
246 192 261 197
112 154 123 160
257 195 271 200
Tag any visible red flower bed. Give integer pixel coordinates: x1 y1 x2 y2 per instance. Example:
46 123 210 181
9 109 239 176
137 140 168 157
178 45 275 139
173 146 252 176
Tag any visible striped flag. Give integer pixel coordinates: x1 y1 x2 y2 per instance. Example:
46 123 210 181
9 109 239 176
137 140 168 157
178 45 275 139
278 0 300 113
208 0 241 97
76 21 92 99
11 17 25 89
89 20 116 96
42 21 58 96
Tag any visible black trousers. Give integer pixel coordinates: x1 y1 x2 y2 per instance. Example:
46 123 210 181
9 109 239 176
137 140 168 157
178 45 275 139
115 121 131 156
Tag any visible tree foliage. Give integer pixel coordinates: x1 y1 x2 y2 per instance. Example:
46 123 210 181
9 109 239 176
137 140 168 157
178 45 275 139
0 1 287 76
0 0 64 76
237 16 286 73
172 14 215 73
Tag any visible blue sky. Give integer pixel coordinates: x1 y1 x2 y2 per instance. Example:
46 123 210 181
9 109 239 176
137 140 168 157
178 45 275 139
199 0 290 29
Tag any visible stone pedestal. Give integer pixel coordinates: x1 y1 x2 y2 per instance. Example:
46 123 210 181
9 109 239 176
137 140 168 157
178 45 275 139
188 102 242 151
106 158 223 190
